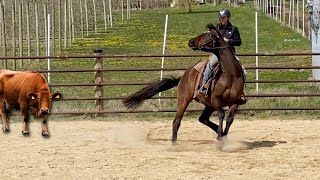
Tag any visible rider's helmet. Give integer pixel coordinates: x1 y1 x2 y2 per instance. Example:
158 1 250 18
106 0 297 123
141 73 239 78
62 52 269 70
218 8 231 19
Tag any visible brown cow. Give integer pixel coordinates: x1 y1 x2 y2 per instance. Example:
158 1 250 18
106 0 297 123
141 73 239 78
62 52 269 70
0 70 61 136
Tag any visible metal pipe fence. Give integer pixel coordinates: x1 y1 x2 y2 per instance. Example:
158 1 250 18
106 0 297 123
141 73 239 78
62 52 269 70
1 53 319 115
0 52 319 60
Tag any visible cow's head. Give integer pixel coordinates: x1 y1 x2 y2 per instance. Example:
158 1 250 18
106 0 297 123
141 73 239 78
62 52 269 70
27 89 62 116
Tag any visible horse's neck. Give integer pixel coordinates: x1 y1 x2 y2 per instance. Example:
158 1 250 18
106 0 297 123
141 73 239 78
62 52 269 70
219 48 241 75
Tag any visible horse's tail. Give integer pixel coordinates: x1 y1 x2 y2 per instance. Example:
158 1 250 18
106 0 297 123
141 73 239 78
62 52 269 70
123 77 181 109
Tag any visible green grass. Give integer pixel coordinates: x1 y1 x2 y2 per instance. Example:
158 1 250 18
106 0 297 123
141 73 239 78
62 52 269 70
6 2 318 118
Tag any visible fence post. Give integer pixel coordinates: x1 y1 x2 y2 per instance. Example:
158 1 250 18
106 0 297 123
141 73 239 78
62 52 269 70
0 3 7 69
94 49 104 112
11 1 16 70
18 3 23 67
26 2 30 64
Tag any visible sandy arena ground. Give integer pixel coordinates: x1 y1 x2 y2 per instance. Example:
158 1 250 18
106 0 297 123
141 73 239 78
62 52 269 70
0 117 319 179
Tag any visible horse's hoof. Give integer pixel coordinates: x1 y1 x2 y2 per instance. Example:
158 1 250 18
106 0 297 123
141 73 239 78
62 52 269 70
2 127 10 133
172 141 178 145
215 139 224 151
22 131 30 136
42 132 50 137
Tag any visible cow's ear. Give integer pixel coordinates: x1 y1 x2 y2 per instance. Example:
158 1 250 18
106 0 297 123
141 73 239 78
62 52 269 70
52 93 62 100
27 92 38 100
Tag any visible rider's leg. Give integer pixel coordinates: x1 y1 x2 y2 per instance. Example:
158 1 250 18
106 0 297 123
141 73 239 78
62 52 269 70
235 55 247 102
235 55 247 81
241 65 247 81
201 53 218 87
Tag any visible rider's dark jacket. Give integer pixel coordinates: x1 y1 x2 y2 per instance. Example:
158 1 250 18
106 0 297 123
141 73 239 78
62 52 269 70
216 22 241 53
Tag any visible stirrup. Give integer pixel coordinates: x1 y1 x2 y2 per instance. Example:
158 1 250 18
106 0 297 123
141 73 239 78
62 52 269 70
239 95 247 105
198 86 208 98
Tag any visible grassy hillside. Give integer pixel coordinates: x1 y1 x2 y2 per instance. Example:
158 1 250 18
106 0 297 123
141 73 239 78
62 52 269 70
15 2 317 117
66 3 310 54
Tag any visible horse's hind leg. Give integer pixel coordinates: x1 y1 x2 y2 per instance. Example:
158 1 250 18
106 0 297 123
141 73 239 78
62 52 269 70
223 104 239 136
199 106 219 133
217 107 225 140
172 68 198 143
172 97 191 144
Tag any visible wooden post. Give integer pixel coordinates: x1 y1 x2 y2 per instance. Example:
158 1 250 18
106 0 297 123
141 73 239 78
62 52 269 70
52 3 55 54
127 0 130 19
308 14 311 40
85 0 89 36
80 0 84 37
103 0 107 30
12 1 16 70
302 0 305 36
269 0 272 16
35 3 40 58
18 3 23 67
279 0 282 22
26 2 31 63
0 3 7 69
272 0 275 18
108 0 113 27
94 49 104 112
289 0 292 26
58 0 62 52
292 0 295 29
70 0 75 42
283 0 286 25
93 0 97 33
64 0 67 48
44 4 48 55
276 0 278 20
296 0 299 32
68 0 71 46
265 0 267 14
121 0 124 21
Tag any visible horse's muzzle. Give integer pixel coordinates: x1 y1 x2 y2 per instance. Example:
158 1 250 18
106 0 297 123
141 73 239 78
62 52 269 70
188 39 196 49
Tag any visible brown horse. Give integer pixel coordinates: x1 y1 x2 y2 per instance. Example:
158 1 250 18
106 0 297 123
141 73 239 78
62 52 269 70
123 25 246 143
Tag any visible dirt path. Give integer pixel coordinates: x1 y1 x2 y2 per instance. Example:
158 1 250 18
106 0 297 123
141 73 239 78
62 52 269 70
0 118 319 179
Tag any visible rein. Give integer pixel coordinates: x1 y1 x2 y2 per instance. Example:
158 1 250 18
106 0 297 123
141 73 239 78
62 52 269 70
200 45 229 51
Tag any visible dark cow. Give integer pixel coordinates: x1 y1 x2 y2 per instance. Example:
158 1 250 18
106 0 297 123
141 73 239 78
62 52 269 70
0 70 61 136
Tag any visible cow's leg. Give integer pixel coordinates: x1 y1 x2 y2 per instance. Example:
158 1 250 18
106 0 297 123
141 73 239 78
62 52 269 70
0 101 9 132
21 106 30 135
41 115 49 137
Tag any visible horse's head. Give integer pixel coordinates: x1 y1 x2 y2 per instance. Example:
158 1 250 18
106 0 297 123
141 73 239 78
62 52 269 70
188 24 222 52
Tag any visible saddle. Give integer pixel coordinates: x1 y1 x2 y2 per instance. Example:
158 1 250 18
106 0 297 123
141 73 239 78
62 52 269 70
193 61 221 98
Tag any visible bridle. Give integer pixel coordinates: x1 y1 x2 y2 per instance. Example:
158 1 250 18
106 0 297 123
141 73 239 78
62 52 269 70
197 32 229 51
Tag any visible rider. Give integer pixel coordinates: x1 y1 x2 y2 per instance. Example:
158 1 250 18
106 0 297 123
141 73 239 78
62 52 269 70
199 8 246 96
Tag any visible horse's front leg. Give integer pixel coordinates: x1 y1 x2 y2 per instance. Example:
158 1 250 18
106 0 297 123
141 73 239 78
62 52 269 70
217 107 225 140
223 104 239 136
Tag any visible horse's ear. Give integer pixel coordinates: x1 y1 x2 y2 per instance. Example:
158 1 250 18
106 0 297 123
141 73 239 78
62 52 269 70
206 23 217 31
